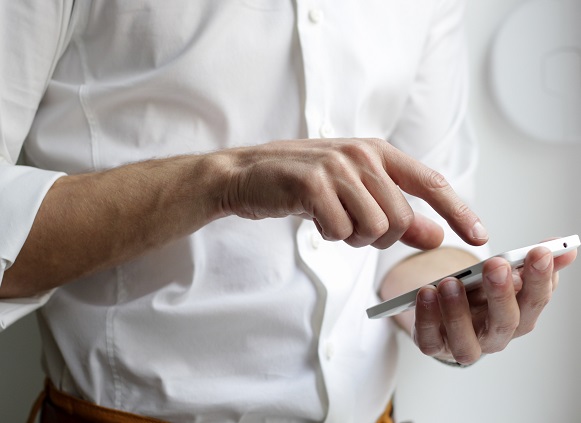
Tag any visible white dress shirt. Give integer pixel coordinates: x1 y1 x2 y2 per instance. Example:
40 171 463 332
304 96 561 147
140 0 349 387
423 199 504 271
0 1 486 422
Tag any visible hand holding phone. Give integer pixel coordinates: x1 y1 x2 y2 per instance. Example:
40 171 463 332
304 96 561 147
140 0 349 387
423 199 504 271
366 235 580 319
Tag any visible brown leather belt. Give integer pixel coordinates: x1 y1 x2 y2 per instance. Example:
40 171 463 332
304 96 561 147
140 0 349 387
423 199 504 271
28 379 394 423
28 379 167 423
376 397 394 423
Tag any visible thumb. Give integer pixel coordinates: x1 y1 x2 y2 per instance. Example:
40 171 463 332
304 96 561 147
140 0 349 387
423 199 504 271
398 212 444 250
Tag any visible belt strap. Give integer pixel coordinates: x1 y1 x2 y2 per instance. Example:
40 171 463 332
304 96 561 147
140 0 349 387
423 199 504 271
28 379 167 423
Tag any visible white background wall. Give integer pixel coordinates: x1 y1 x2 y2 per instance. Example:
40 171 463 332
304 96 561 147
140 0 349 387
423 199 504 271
1 1 580 422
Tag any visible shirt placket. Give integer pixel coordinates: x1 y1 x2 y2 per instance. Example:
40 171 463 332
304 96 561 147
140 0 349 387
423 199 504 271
296 0 336 140
295 2 353 421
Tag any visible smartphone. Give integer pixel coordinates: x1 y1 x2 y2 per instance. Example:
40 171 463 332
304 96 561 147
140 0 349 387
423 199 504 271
366 234 580 319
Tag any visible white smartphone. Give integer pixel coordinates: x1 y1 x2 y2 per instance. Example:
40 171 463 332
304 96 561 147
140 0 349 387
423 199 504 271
366 234 580 319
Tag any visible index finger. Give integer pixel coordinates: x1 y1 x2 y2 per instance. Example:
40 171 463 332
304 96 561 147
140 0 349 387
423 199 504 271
381 142 488 246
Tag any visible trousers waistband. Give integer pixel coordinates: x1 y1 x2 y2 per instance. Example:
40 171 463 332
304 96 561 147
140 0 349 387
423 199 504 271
28 378 394 423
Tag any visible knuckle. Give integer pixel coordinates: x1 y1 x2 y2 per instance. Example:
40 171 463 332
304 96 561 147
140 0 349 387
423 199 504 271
526 295 551 313
445 317 465 331
357 137 383 147
340 140 377 164
343 142 372 163
323 223 352 242
418 343 444 357
368 217 390 239
492 321 519 338
371 235 397 250
517 321 536 336
367 137 384 145
452 349 481 365
344 233 367 248
415 316 438 331
450 202 472 223
326 150 352 173
423 169 449 191
391 207 414 233
347 217 390 247
302 168 326 193
414 330 444 356
482 345 501 355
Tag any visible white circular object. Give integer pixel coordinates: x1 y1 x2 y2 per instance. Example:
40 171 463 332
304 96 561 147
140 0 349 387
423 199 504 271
490 0 581 144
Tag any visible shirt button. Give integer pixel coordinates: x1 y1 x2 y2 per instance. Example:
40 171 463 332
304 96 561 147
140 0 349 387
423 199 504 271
310 231 322 249
325 342 335 361
308 8 323 24
319 122 334 138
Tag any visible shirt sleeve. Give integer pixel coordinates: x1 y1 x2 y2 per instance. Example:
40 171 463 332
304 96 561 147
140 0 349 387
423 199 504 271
0 1 75 330
375 0 489 288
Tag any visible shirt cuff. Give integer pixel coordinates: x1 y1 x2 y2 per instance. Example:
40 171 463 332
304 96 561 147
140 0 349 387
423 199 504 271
0 285 54 331
0 164 65 275
0 164 64 328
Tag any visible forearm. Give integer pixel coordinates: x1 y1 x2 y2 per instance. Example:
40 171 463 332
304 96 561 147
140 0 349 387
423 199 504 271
1 136 488 299
381 247 480 336
0 153 230 298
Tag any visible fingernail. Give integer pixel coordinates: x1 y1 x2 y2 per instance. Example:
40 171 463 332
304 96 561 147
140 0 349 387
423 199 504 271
532 253 552 272
420 287 437 303
419 287 437 311
472 221 488 240
486 265 508 285
439 279 460 298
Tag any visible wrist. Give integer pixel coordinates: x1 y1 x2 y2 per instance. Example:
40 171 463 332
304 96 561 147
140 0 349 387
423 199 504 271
182 152 234 222
200 149 243 220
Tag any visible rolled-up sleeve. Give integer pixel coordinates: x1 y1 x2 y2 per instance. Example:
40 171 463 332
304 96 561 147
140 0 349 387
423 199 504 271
0 1 74 329
375 0 489 288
